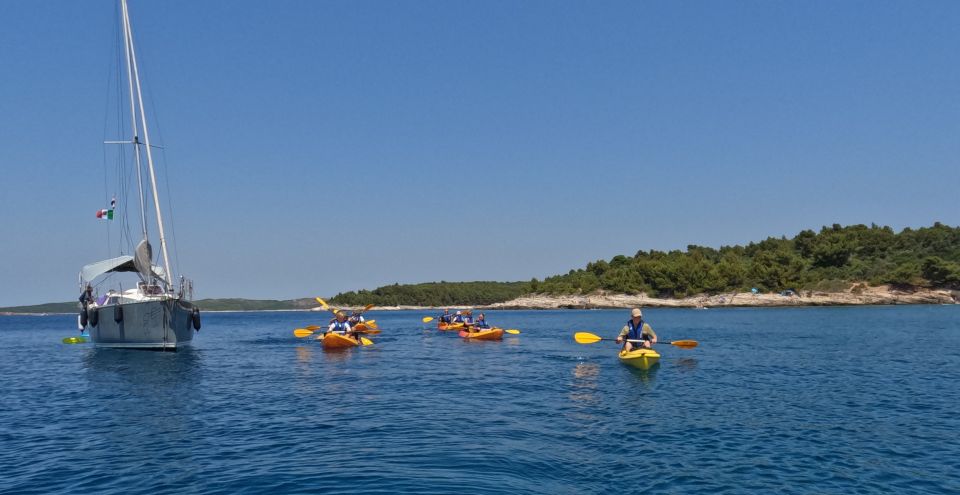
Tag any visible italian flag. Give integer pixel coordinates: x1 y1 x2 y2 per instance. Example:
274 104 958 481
96 209 114 220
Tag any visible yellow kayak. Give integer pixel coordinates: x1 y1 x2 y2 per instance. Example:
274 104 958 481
618 348 660 369
459 328 504 341
438 322 464 331
318 332 367 349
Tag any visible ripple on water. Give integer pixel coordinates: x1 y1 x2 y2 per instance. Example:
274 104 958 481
0 308 959 493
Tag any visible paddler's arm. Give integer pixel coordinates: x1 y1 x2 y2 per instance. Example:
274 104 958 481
642 323 657 347
615 326 630 343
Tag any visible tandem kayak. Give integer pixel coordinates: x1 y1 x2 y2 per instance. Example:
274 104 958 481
318 332 368 349
618 348 660 369
459 328 504 341
438 322 465 331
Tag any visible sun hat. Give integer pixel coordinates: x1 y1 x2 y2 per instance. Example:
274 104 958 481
631 308 642 318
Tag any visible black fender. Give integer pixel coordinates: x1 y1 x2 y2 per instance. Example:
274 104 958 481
89 308 99 327
79 308 88 327
191 307 201 331
114 304 124 323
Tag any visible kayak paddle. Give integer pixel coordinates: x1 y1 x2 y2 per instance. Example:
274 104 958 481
422 316 434 323
573 332 698 349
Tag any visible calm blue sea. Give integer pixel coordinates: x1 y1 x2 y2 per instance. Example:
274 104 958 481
1 307 958 494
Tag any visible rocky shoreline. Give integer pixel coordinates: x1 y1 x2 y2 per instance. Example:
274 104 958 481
324 285 959 311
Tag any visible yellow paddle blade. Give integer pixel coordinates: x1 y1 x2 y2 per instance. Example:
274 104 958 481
574 332 603 344
504 329 521 335
422 316 434 323
362 304 375 312
305 325 322 331
360 329 381 335
315 296 329 309
360 337 374 346
293 328 314 338
365 320 377 328
669 339 699 349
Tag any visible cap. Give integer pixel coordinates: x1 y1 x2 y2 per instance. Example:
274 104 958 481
631 308 642 318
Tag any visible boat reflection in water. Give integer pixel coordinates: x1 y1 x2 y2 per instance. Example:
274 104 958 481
623 360 659 388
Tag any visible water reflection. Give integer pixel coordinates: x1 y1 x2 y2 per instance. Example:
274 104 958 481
569 362 601 407
674 357 698 372
81 347 206 465
624 362 659 388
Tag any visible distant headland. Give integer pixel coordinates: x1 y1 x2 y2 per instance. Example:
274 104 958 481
2 223 958 314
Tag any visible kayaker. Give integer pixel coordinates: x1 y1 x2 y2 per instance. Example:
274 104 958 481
474 313 490 329
327 311 353 339
616 308 657 351
347 310 365 327
438 309 453 324
452 311 464 324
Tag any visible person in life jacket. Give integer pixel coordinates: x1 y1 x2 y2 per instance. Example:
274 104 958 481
452 311 464 324
462 310 474 327
474 313 490 329
327 311 353 338
438 309 453 324
616 308 657 352
347 310 365 327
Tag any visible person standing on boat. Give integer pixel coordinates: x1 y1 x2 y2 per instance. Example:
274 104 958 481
616 308 657 351
79 284 94 307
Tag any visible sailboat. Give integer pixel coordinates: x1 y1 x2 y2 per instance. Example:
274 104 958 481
77 0 199 350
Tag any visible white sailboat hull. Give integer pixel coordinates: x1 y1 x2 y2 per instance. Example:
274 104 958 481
86 298 196 351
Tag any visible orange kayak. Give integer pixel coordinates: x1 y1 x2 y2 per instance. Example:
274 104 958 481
319 332 363 349
459 328 503 341
438 322 465 331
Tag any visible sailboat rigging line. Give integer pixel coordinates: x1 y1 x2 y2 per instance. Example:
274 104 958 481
159 148 182 278
122 0 173 288
120 0 148 243
102 6 124 259
143 80 182 279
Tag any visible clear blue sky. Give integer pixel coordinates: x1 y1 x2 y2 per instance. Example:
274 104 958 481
1 1 958 306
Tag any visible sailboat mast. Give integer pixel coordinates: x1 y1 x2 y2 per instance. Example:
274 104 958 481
121 0 173 287
120 0 148 241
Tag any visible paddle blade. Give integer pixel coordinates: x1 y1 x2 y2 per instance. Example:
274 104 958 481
504 329 521 335
422 316 434 323
574 332 603 344
360 337 374 346
362 304 375 312
305 325 322 331
669 339 699 349
62 336 87 344
365 320 377 328
293 328 314 338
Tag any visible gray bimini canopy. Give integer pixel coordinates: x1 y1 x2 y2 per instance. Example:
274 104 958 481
80 255 167 284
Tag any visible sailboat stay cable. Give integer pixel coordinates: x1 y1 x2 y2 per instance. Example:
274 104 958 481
120 0 148 243
122 0 173 287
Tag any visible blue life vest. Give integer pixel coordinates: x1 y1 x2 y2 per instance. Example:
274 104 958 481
440 314 452 323
626 319 649 341
453 315 464 323
476 319 489 329
332 321 349 333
